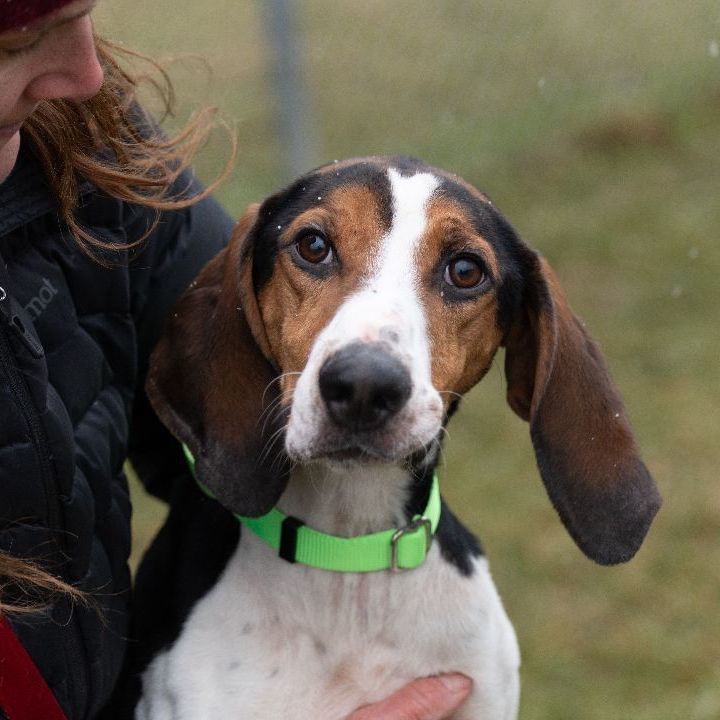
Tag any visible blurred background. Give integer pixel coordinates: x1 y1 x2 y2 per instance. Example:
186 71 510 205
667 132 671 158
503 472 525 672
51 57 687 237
95 2 719 718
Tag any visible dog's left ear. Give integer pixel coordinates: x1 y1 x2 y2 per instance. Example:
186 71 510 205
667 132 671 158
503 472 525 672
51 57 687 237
146 205 291 516
503 251 661 565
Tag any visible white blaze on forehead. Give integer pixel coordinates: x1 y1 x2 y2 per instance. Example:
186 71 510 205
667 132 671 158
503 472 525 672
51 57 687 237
350 168 440 362
326 167 440 348
372 169 440 288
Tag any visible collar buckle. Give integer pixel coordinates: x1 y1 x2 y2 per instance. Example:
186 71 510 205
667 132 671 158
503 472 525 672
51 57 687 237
390 516 433 572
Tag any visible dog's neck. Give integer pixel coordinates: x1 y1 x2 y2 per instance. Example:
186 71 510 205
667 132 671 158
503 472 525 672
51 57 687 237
277 460 435 538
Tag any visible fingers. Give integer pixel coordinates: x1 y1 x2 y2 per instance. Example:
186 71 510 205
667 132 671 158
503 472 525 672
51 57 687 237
347 674 472 720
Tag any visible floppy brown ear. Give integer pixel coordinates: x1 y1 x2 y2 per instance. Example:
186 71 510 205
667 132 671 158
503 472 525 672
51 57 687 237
504 252 661 565
146 205 291 516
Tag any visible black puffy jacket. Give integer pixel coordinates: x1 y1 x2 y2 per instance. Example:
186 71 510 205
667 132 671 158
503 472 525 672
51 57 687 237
0 141 233 718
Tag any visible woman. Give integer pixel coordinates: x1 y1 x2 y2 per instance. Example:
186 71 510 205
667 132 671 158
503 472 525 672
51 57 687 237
0 2 471 718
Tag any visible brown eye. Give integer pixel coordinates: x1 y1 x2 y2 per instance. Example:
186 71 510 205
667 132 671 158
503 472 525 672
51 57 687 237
444 256 485 289
295 233 333 265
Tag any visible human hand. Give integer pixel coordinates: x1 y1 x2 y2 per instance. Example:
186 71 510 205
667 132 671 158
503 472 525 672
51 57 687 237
346 674 472 720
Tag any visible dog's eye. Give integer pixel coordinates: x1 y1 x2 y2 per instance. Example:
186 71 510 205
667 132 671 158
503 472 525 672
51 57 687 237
444 256 485 290
295 233 333 265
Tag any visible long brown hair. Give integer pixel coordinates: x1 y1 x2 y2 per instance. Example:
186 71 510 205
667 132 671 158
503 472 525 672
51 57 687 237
22 35 235 259
2 35 234 614
0 554 88 616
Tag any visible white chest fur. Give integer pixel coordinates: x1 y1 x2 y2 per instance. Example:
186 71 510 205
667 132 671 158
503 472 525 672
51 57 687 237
137 531 520 720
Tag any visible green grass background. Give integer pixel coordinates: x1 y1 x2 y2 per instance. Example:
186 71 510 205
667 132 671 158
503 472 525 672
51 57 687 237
95 2 720 717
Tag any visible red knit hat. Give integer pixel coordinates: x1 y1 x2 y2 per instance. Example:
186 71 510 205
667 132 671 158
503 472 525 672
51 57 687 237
0 0 76 33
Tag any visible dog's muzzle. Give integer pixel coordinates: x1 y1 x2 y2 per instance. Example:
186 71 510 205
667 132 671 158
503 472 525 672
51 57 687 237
319 342 412 433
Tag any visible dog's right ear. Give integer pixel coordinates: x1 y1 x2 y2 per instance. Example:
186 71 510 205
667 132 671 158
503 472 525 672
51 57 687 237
146 204 291 516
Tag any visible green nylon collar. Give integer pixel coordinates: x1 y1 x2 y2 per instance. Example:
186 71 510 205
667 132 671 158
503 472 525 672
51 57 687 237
182 444 441 573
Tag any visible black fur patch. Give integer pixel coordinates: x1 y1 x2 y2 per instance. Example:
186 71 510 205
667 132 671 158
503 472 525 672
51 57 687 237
406 461 484 578
251 161 395 292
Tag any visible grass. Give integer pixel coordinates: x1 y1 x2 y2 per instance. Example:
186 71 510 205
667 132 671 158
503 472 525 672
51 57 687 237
98 2 720 717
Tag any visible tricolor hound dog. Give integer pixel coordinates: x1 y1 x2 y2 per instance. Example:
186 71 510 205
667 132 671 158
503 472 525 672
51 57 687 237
129 156 661 719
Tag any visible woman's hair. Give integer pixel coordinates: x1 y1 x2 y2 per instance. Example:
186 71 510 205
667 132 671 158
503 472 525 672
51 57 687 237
0 552 88 616
22 35 235 259
2 36 234 614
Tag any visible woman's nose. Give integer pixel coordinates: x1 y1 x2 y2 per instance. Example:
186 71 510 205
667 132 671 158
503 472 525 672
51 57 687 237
25 16 104 104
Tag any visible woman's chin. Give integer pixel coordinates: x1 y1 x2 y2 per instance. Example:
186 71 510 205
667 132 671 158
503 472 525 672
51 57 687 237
0 129 21 183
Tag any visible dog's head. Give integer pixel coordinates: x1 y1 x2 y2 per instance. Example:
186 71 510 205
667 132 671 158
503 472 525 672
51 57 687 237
147 156 660 565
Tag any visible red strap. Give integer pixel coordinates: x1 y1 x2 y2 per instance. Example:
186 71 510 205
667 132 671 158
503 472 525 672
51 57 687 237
0 617 67 720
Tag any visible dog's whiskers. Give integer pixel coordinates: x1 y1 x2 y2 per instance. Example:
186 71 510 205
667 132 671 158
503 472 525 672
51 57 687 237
257 421 290 470
260 372 301 408
431 435 446 467
438 389 462 401
258 396 289 438
438 424 451 444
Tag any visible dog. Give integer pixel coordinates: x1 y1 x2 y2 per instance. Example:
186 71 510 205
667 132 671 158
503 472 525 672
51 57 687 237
131 156 661 719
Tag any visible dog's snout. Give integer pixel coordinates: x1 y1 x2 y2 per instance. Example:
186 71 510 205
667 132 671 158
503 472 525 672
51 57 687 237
319 343 412 432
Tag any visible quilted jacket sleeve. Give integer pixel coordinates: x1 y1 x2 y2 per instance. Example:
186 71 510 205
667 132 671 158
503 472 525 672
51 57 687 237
127 172 234 500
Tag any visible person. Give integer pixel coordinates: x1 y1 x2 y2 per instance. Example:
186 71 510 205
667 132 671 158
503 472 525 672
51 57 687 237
0 2 472 718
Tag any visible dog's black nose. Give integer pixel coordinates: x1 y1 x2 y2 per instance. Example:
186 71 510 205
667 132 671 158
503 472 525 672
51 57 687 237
319 342 412 432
